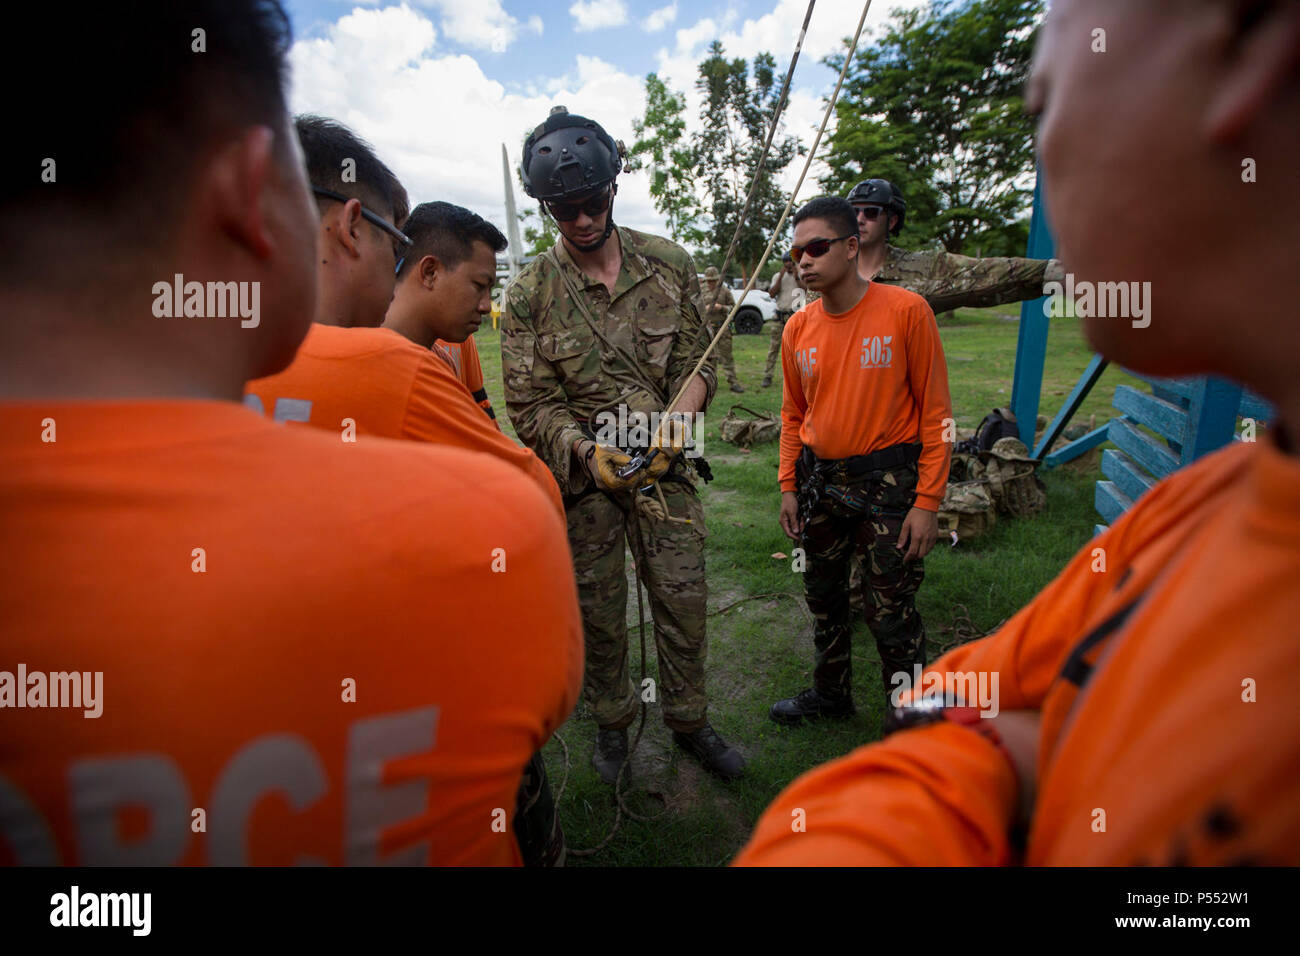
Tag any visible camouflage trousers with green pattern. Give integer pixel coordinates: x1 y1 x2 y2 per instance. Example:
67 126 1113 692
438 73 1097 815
709 320 741 388
800 461 926 700
566 479 710 732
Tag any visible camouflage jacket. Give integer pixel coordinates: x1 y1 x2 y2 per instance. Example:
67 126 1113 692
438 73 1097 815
695 282 734 324
501 226 717 494
874 244 1054 314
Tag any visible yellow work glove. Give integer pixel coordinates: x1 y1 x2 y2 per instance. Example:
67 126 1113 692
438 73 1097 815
587 443 647 492
644 413 692 481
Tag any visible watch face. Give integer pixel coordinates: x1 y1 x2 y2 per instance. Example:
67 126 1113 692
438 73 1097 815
888 700 946 734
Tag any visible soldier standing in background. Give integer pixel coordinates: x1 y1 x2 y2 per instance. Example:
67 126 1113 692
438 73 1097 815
847 178 1063 310
501 107 746 784
763 254 803 388
698 266 744 393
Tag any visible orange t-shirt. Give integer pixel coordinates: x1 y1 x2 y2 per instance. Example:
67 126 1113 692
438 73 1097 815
736 434 1300 865
438 335 500 430
779 283 953 510
246 324 558 514
0 401 582 866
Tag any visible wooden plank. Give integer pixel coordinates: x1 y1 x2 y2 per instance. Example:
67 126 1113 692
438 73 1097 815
1123 370 1195 405
1010 166 1056 447
1185 376 1242 461
1238 390 1274 425
1042 423 1109 468
1102 448 1155 503
1112 385 1187 445
1033 354 1109 459
1095 480 1132 526
1152 385 1189 408
1109 418 1179 479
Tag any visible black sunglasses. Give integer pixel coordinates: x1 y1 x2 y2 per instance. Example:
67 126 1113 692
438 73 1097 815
546 188 613 222
790 234 856 262
852 205 885 221
312 187 412 255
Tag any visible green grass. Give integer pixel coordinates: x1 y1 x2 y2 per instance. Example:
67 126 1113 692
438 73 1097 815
473 305 1137 866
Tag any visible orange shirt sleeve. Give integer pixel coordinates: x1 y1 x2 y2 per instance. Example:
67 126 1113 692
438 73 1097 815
733 722 1018 865
778 312 809 493
403 353 564 516
902 300 953 511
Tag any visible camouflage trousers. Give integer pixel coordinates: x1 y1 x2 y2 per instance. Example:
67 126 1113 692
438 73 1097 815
764 313 791 379
709 320 741 387
566 481 709 732
800 462 926 700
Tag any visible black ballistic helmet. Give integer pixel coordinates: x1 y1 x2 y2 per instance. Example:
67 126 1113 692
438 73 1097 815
847 178 906 236
522 106 623 201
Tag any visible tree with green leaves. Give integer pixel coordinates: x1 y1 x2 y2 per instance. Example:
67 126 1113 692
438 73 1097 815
632 42 799 278
821 0 1043 255
694 41 799 278
629 73 704 249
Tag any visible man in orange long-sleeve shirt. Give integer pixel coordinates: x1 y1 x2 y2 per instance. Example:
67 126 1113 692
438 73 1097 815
737 0 1300 865
771 196 953 724
246 127 562 518
0 0 581 867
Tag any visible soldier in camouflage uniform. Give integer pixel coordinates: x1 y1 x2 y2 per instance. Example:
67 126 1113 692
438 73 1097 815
848 178 1064 311
697 266 743 393
501 107 745 783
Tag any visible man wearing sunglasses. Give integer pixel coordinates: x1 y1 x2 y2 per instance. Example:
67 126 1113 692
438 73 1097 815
501 106 746 784
848 178 1062 313
771 196 952 727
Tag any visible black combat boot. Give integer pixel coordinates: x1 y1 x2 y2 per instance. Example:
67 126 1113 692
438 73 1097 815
592 727 628 786
769 688 856 725
672 724 746 780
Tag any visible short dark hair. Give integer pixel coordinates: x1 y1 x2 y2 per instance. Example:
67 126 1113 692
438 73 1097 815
397 202 507 280
5 0 294 279
296 115 410 227
793 197 859 244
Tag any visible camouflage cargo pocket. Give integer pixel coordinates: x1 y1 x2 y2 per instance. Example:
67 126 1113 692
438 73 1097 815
869 461 919 517
537 327 596 391
634 309 678 380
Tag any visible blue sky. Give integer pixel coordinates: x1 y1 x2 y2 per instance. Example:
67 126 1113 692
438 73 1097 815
278 1 922 239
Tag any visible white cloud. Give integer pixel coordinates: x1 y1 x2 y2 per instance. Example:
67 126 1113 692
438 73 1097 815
415 0 526 53
288 6 663 236
527 15 544 36
653 0 929 200
641 3 678 33
569 0 629 33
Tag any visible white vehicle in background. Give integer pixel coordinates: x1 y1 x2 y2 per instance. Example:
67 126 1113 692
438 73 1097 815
698 274 777 334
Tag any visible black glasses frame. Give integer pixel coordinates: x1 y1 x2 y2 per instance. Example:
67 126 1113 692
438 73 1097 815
312 186 412 251
851 205 885 221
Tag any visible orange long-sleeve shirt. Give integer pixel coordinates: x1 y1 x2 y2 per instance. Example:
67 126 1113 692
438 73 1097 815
778 283 953 509
247 324 560 515
0 401 583 866
736 433 1300 865
438 334 500 430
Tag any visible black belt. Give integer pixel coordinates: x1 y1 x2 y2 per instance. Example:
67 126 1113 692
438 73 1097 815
798 442 922 481
795 442 922 526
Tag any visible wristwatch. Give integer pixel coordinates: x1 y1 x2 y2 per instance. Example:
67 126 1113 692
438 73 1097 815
885 700 1012 766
